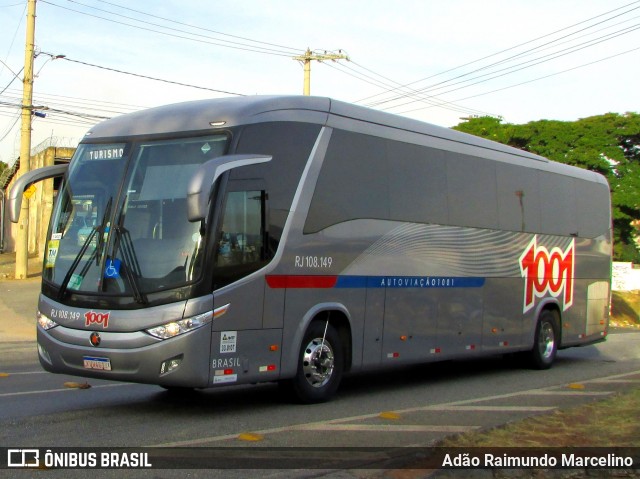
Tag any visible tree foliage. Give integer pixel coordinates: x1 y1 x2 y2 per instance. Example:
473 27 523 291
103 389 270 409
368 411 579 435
453 113 640 262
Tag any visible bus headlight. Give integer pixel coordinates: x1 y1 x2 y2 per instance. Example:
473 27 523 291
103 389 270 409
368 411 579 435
37 311 58 330
145 310 213 340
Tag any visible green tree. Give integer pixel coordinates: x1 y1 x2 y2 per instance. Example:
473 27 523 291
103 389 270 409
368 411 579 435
453 113 640 262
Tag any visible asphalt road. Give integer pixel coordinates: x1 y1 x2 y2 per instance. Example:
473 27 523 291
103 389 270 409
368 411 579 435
1 329 639 478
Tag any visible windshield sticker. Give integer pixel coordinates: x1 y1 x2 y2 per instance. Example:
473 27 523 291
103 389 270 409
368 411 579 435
220 331 237 354
45 240 59 268
201 143 211 154
51 233 62 240
104 259 121 279
68 274 83 290
87 147 124 161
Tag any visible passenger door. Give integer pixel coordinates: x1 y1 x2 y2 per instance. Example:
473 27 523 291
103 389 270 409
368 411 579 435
208 180 281 385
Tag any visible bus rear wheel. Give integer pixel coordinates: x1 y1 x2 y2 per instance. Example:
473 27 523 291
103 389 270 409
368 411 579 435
528 309 559 370
290 321 343 404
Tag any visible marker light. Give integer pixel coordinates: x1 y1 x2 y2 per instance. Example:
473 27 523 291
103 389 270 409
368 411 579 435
37 311 58 331
38 344 52 364
145 310 213 340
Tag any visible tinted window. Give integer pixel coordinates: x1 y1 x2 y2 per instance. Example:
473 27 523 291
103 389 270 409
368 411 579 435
388 142 448 225
446 153 498 229
496 163 541 233
577 179 610 238
305 128 604 238
213 187 269 289
234 122 322 241
539 172 578 236
305 130 388 233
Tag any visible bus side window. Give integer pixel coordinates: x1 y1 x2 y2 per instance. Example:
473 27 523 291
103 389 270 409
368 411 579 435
214 189 268 288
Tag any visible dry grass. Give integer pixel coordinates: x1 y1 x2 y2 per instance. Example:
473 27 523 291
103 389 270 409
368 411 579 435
438 388 640 448
436 292 640 449
611 291 640 329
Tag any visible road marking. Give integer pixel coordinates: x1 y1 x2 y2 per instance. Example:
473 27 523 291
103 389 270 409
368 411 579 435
300 424 479 433
0 383 132 398
1 371 48 375
425 405 555 412
527 391 612 396
567 383 585 389
154 368 640 448
590 378 640 384
237 433 264 442
379 411 401 420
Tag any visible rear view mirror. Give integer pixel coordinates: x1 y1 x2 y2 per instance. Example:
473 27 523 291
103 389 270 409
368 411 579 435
187 154 271 222
8 164 68 222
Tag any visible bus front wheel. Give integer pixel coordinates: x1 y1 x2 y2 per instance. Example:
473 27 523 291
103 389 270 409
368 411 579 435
290 321 344 404
528 309 559 370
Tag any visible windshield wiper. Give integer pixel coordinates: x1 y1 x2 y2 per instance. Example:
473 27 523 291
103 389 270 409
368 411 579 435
112 203 148 305
57 226 98 300
57 198 112 301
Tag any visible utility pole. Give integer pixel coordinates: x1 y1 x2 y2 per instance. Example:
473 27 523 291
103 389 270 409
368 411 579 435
15 0 36 280
293 48 348 96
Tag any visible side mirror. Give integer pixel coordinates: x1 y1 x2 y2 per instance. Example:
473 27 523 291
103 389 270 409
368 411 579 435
8 164 69 223
187 154 272 222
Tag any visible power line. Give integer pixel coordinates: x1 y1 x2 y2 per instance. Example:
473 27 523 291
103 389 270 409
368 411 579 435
92 0 301 55
396 45 640 116
357 0 640 107
40 0 303 58
0 0 25 83
328 3 640 120
0 114 20 142
380 21 640 112
3 86 147 111
327 60 499 118
58 56 246 96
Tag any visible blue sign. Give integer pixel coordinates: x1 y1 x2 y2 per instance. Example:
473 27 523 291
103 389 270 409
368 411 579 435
104 259 122 279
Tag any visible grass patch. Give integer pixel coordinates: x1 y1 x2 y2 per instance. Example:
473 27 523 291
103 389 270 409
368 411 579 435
438 388 640 448
611 290 640 328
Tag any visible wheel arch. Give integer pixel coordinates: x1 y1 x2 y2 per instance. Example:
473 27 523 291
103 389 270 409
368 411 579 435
527 299 562 347
282 302 353 378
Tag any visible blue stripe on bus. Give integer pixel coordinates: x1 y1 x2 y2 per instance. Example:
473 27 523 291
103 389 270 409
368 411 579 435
266 275 486 289
334 276 485 289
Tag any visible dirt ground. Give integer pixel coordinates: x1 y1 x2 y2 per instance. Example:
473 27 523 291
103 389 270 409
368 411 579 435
0 252 43 279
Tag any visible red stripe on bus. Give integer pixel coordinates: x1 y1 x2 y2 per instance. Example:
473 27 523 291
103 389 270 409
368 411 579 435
265 275 338 289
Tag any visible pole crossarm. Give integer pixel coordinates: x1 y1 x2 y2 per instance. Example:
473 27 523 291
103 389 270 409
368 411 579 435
292 48 349 63
292 48 349 96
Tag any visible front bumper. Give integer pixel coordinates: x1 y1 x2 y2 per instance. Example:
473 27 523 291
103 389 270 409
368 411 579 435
37 323 211 388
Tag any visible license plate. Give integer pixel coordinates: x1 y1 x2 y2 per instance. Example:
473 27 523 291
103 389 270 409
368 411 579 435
83 356 112 371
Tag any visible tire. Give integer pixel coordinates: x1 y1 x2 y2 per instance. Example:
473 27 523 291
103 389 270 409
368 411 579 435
528 309 559 370
290 321 344 404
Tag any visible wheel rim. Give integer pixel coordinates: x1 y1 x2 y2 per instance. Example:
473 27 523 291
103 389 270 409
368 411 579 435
538 321 555 360
302 337 335 388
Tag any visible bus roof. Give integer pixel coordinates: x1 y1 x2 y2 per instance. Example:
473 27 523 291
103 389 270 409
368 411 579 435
84 96 606 185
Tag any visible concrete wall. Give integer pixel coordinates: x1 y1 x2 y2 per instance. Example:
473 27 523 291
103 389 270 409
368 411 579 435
2 147 74 257
612 262 640 292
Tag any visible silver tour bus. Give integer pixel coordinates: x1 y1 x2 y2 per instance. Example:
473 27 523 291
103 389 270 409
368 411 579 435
9 96 611 403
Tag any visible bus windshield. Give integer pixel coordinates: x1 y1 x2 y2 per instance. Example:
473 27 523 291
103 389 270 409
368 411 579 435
44 135 228 297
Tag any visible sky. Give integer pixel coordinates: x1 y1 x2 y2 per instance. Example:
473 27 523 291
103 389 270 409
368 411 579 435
0 0 638 166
